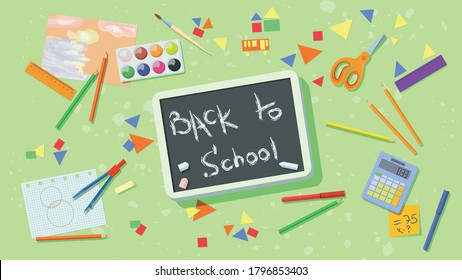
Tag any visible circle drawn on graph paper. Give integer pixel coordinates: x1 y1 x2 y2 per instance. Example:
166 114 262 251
47 200 74 227
40 187 63 208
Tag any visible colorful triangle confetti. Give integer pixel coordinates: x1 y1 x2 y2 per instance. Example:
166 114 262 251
264 7 280 19
251 13 262 21
224 224 234 236
202 18 213 29
233 228 248 241
281 53 296 67
297 45 322 64
129 134 154 154
360 9 374 23
125 115 140 128
213 37 228 51
423 43 435 59
329 19 353 39
241 211 254 225
34 144 44 158
186 207 200 218
192 17 202 27
53 150 67 165
193 200 216 221
312 76 324 87
391 37 398 46
394 13 407 29
394 61 407 77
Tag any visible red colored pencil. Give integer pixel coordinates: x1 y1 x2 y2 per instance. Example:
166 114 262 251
282 190 346 203
36 234 108 241
89 52 108 122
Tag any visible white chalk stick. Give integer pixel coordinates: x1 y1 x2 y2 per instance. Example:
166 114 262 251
179 178 189 189
279 161 298 171
114 180 136 194
178 162 190 172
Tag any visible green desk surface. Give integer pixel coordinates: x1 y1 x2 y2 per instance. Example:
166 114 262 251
1 0 460 259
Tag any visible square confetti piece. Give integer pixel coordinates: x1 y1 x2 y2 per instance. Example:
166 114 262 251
263 19 280 32
25 151 36 159
123 139 135 152
313 31 323 41
247 227 259 238
130 220 141 228
252 22 262 33
54 139 65 150
192 27 204 38
197 237 208 248
136 224 147 236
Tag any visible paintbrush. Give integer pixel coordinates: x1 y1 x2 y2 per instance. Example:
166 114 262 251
154 14 211 56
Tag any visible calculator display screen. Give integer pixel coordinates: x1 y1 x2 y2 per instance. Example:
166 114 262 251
379 159 411 179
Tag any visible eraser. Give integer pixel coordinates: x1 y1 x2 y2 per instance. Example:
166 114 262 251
178 162 190 172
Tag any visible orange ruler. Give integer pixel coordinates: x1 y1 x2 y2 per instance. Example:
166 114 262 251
25 61 76 100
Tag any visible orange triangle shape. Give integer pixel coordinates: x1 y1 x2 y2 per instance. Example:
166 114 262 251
224 224 234 236
297 44 322 64
193 200 216 221
129 134 154 154
202 18 213 29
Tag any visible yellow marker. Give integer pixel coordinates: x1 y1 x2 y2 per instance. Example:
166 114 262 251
326 122 394 142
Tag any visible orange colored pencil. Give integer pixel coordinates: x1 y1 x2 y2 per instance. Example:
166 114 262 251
36 234 108 241
89 52 108 123
366 100 417 155
382 84 423 146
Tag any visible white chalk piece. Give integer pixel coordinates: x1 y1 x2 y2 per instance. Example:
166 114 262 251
179 178 189 189
178 162 190 172
114 180 136 194
279 161 299 171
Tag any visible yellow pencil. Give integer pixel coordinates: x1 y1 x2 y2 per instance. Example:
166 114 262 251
326 121 395 142
366 100 417 155
382 84 423 146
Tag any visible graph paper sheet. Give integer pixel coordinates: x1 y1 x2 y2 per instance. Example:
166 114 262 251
21 169 106 238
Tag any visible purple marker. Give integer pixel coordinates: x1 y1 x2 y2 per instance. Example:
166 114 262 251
395 55 447 92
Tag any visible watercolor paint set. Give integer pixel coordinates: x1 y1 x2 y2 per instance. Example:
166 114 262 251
116 39 185 82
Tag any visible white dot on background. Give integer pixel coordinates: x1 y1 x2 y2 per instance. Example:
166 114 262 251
82 124 91 134
303 246 314 255
112 113 125 126
344 239 351 248
312 96 319 104
128 201 138 208
161 209 171 216
348 113 356 119
383 242 393 256
124 101 132 110
374 236 381 243
352 96 361 103
99 164 107 171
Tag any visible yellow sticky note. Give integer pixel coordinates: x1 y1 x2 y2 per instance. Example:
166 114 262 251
388 205 420 237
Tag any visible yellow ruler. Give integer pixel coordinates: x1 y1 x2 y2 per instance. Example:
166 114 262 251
25 61 76 100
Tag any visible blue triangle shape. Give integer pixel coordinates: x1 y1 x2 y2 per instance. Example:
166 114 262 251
281 53 296 67
394 61 407 77
251 13 262 21
232 228 248 241
53 150 67 165
125 115 140 128
192 17 202 27
360 9 374 23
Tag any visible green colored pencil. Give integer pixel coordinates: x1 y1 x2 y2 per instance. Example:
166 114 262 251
56 70 99 130
278 199 344 235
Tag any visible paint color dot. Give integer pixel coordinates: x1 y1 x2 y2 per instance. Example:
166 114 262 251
165 42 178 55
122 66 135 78
168 58 181 71
152 61 166 74
135 47 148 60
150 44 163 57
137 63 150 76
118 49 132 62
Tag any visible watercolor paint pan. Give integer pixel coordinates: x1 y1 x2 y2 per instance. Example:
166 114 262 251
116 39 185 83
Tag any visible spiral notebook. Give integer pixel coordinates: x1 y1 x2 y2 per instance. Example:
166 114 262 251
21 169 106 238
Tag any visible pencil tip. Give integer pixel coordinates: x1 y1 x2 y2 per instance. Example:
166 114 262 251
154 14 162 20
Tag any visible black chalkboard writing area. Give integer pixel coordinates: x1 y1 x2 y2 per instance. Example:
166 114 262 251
154 71 314 200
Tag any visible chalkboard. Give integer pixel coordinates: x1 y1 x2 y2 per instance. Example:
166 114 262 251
153 71 314 200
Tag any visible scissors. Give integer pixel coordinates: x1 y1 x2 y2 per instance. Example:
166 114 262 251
330 34 387 91
73 159 127 214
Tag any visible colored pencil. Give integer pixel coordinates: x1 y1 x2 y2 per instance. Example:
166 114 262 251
89 52 108 123
366 100 417 155
56 70 99 130
282 190 346 203
326 121 394 142
36 234 107 241
278 199 343 235
154 14 211 55
382 84 422 145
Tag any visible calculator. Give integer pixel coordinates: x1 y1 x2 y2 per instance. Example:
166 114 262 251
362 152 418 214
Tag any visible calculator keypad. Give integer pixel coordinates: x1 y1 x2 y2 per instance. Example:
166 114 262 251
366 172 406 206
